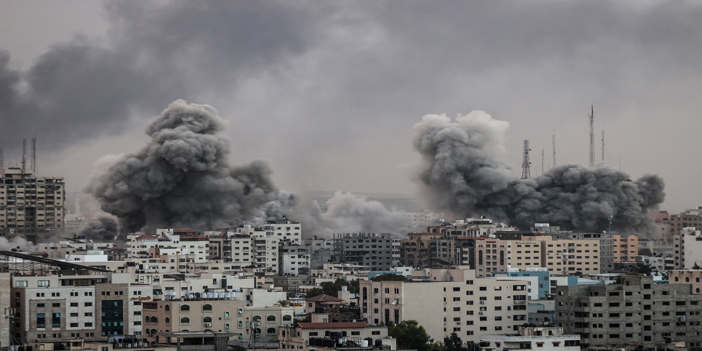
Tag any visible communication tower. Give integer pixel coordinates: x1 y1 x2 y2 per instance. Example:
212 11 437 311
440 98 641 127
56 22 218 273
521 139 531 179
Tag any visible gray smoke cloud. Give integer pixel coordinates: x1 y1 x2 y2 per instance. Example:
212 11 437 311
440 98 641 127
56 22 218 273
85 100 406 241
413 112 665 237
86 100 281 241
77 217 118 242
0 236 37 252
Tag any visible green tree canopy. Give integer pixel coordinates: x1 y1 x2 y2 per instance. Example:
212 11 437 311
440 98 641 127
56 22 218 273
305 288 324 299
387 320 433 351
444 332 463 351
372 273 408 282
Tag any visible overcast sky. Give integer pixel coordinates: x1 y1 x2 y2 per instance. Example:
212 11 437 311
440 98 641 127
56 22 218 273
1 0 701 213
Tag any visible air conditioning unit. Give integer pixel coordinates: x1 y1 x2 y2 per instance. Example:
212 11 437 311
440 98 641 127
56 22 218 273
479 311 485 315
204 323 212 327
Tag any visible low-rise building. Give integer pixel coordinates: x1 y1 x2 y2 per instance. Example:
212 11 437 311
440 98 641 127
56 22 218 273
479 326 580 351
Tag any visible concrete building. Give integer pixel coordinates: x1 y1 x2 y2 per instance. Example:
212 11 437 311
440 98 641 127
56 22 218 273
207 232 252 270
0 273 10 348
674 227 702 269
669 270 702 294
0 168 65 238
142 298 293 342
279 241 310 276
279 322 394 350
359 268 529 343
479 326 580 351
555 275 702 348
264 219 302 245
332 233 400 271
657 208 702 242
399 233 441 267
613 235 638 262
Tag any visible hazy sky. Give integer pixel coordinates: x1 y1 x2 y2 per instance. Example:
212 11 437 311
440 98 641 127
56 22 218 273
1 0 701 213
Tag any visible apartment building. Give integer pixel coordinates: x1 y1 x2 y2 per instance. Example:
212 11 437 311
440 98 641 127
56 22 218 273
278 241 310 276
279 322 393 350
264 219 302 245
399 233 441 267
0 273 10 349
359 268 529 343
332 233 400 271
479 326 580 351
674 227 702 269
555 275 702 348
657 208 702 242
473 236 600 277
0 168 65 238
207 232 251 270
142 298 293 342
613 235 638 262
669 270 702 294
11 273 150 343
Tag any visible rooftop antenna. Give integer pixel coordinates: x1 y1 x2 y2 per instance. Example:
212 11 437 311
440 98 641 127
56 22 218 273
588 106 595 168
31 137 36 174
541 148 544 175
602 128 604 163
21 138 26 175
552 132 556 169
521 139 531 179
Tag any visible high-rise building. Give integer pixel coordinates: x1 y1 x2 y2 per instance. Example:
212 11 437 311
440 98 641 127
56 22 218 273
0 168 65 238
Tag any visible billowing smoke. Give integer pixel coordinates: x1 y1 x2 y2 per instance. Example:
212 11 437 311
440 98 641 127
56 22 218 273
413 112 665 237
282 192 408 238
85 100 406 241
77 217 119 242
0 236 37 252
86 100 281 241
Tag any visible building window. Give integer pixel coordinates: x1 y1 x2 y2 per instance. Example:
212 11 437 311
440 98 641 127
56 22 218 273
180 305 190 313
180 317 190 325
202 304 213 312
37 313 46 328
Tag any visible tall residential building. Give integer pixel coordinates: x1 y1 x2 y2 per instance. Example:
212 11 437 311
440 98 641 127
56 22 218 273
613 234 638 262
359 268 529 343
0 168 65 238
332 233 400 271
556 275 702 348
657 208 702 242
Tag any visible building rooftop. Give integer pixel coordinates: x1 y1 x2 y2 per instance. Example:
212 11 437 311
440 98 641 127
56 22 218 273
296 322 368 329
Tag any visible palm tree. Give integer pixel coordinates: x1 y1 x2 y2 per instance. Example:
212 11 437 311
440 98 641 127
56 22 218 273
276 300 291 307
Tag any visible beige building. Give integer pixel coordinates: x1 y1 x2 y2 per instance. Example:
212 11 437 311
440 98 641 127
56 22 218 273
0 273 10 348
359 268 529 343
613 235 638 262
474 236 600 276
669 270 702 294
142 298 294 342
0 168 65 238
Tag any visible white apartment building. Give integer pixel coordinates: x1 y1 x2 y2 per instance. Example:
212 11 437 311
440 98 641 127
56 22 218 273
674 227 702 269
359 268 529 343
279 243 310 276
480 326 580 351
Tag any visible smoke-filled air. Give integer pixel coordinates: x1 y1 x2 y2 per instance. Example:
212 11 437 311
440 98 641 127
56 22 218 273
86 100 406 242
413 112 665 237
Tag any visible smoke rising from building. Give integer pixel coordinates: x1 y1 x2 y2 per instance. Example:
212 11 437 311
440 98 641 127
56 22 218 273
85 100 406 242
413 112 665 237
0 236 37 252
77 217 119 242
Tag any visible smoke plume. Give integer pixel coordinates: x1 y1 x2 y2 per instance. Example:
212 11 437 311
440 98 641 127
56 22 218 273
77 217 119 242
85 100 406 241
86 100 282 241
413 112 665 237
0 236 37 252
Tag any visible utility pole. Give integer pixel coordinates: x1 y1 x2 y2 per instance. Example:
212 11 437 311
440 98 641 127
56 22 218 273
31 137 37 173
521 140 531 179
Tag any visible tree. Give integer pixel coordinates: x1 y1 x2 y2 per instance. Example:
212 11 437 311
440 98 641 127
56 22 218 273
372 273 408 282
444 332 463 351
276 300 291 307
387 320 433 351
634 263 652 275
306 288 324 299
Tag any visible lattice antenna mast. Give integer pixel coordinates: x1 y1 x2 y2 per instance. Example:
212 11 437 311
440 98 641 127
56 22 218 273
21 138 26 175
541 148 544 175
588 106 595 168
552 133 556 168
601 129 605 162
521 139 531 179
31 137 37 174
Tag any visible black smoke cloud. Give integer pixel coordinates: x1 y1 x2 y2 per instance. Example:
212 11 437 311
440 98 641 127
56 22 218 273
86 100 407 241
77 217 118 242
413 112 665 236
86 100 282 241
